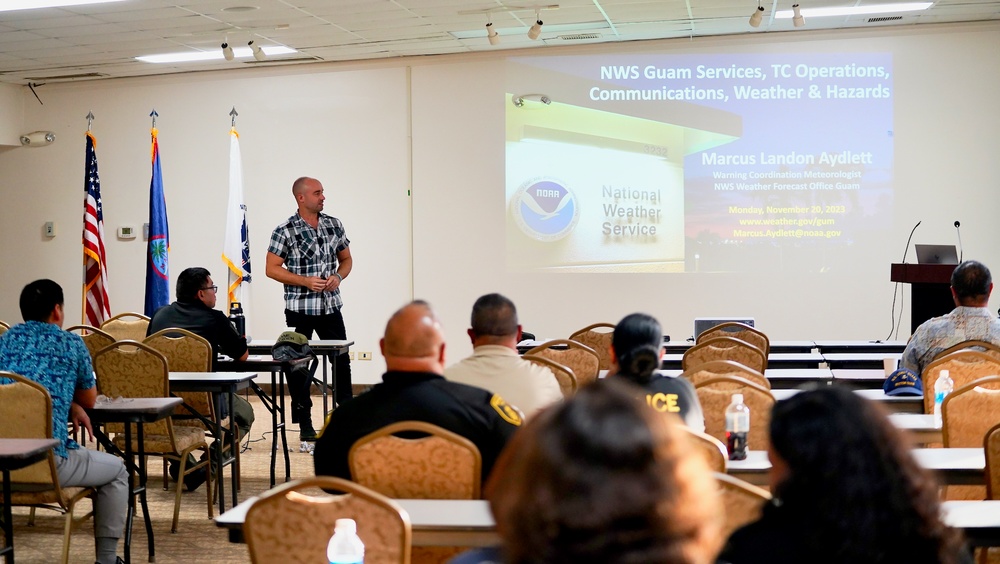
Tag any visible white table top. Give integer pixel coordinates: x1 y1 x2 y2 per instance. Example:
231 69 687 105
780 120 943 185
216 496 494 528
823 352 903 362
217 490 1000 546
169 371 257 382
249 339 353 351
725 448 983 481
888 413 939 432
831 368 889 381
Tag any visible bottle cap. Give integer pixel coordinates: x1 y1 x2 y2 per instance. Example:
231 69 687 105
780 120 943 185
940 369 950 379
334 518 357 533
732 393 743 403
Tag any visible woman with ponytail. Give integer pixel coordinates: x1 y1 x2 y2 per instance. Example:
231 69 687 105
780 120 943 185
609 313 705 432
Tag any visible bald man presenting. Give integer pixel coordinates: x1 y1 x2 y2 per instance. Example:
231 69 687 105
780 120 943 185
267 176 353 438
313 301 522 483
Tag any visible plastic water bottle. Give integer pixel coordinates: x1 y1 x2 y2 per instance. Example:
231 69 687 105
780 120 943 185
933 369 954 428
725 393 750 461
327 518 365 564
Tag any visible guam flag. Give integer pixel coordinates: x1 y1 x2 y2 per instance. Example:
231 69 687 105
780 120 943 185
144 125 170 317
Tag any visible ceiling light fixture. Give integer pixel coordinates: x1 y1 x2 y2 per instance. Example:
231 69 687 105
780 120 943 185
486 14 499 45
136 46 296 64
749 3 764 27
791 4 805 27
775 2 931 18
528 10 543 40
0 0 125 12
512 93 552 107
221 38 234 61
249 39 266 61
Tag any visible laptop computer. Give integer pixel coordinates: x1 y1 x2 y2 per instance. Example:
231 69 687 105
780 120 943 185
914 244 959 264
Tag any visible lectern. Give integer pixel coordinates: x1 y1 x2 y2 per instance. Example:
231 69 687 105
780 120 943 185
890 263 955 333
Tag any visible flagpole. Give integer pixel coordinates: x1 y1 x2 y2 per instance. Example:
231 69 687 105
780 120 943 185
83 110 112 327
83 111 92 324
223 106 253 340
82 111 92 324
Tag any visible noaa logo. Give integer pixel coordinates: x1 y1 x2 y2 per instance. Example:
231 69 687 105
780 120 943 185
510 178 579 242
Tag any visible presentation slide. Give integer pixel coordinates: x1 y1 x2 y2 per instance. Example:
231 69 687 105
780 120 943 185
505 52 893 273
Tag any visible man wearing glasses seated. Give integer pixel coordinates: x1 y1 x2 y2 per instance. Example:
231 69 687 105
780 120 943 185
147 267 254 489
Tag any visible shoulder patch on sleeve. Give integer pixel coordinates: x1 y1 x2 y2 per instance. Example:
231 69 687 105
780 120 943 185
490 394 523 426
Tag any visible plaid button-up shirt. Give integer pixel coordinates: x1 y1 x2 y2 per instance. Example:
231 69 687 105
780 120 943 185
268 211 350 315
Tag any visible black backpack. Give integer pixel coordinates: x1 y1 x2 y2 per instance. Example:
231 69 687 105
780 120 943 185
271 331 319 382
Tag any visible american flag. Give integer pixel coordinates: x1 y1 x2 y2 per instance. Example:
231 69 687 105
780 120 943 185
83 132 111 326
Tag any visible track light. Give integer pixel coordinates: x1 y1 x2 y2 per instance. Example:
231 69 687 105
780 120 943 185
511 94 552 107
249 39 266 61
486 21 499 45
528 11 542 40
221 40 234 61
749 4 764 27
792 4 805 26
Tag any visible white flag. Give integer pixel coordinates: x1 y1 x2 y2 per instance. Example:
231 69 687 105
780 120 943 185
222 126 252 338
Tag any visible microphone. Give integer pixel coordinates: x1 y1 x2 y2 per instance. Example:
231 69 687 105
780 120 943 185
901 220 921 263
954 220 963 263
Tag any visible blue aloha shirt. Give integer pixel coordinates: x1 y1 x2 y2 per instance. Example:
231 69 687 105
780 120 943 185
0 321 95 458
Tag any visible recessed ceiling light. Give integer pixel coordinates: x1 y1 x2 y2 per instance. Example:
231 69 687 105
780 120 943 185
137 45 296 64
775 2 932 18
221 6 259 12
0 0 126 12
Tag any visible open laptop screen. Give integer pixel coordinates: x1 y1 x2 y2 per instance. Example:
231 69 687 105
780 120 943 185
914 244 959 265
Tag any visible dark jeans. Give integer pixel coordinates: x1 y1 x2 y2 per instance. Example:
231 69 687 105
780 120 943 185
284 308 353 406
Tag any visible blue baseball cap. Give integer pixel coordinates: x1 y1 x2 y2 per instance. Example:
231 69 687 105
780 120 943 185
883 368 923 396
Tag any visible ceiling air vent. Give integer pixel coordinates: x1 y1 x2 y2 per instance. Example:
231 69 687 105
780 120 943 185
558 33 602 41
868 15 903 23
23 73 108 81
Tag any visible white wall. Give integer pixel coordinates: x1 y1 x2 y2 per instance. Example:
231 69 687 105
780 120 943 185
0 22 998 375
0 65 412 383
0 82 23 146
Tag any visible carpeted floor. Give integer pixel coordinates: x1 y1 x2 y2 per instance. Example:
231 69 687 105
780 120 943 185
6 392 319 563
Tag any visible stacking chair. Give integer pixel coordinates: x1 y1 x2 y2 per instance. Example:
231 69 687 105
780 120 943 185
682 359 770 390
522 354 577 397
986 422 1000 500
935 340 1000 362
941 376 1000 501
99 312 150 342
349 421 482 500
714 472 772 538
681 426 728 473
695 376 775 452
0 320 9 336
244 476 412 564
93 340 213 532
942 375 1000 449
682 337 767 374
524 339 600 387
922 350 1000 414
143 328 216 429
349 421 481 564
0 372 95 564
142 328 238 491
697 322 770 359
568 322 616 370
65 325 115 363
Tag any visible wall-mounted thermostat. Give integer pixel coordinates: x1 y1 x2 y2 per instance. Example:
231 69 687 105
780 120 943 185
117 225 138 240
